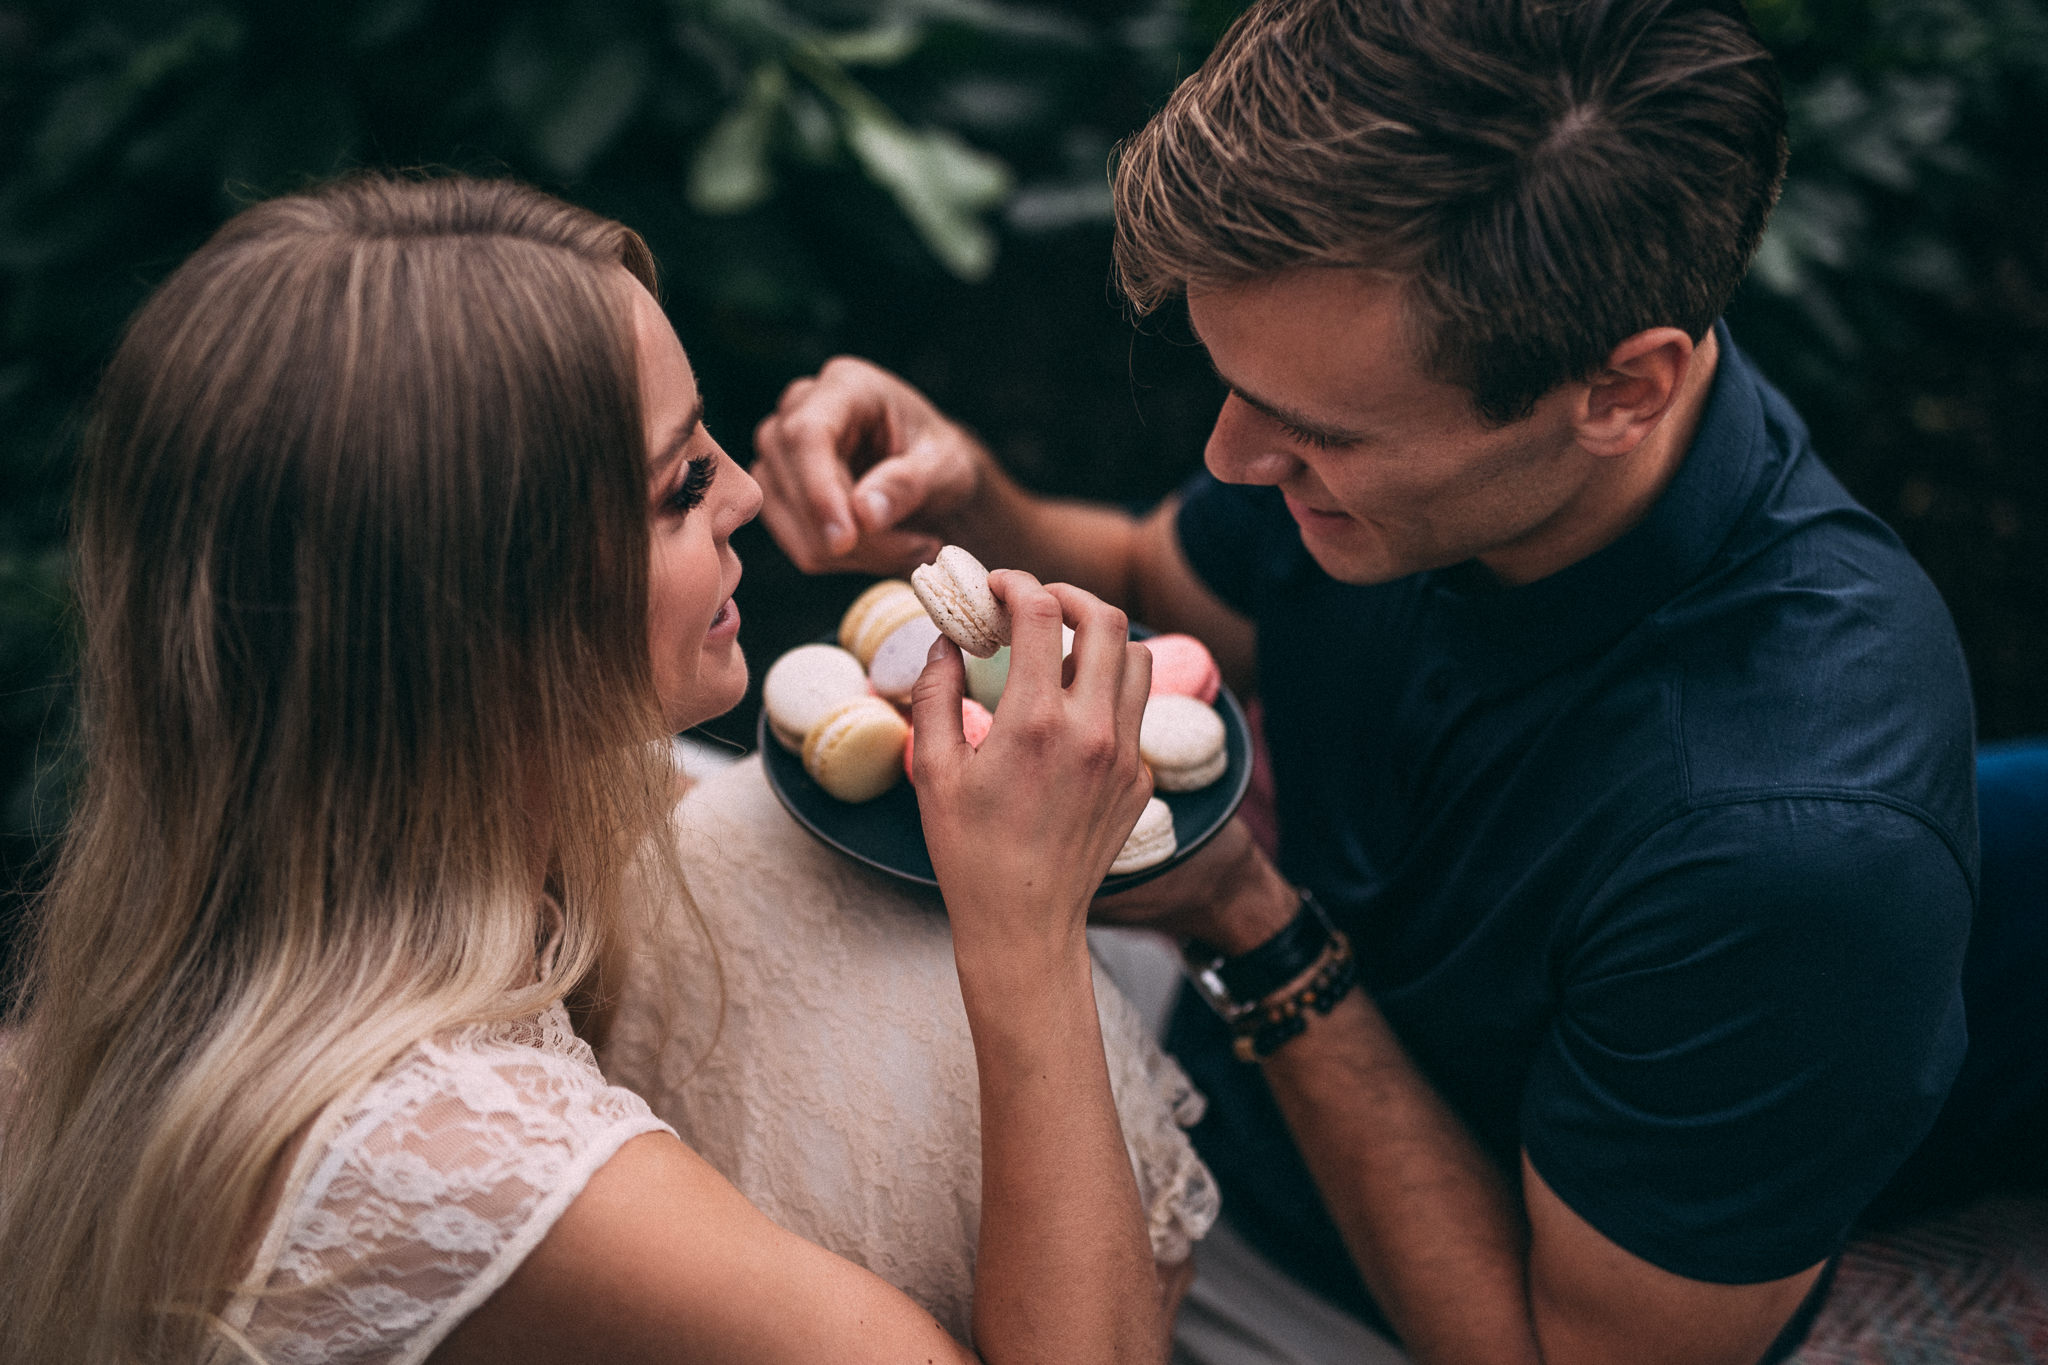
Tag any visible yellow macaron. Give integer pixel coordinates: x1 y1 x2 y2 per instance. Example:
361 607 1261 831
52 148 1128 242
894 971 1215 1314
802 695 910 802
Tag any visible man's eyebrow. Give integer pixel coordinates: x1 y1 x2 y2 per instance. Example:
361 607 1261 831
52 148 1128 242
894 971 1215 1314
648 394 707 478
1207 359 1367 444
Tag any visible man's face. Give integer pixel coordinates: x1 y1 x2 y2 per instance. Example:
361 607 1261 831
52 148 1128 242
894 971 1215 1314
1188 268 1595 587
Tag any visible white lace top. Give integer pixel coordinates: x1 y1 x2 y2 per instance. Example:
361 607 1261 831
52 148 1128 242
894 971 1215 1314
225 1005 672 1365
605 756 1220 1342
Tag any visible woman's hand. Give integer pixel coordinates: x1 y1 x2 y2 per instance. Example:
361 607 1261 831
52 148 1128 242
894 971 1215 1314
909 571 1154 976
909 570 1165 1365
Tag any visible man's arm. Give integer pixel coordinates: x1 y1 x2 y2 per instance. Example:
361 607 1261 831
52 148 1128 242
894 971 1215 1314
751 357 1255 692
1101 833 1824 1365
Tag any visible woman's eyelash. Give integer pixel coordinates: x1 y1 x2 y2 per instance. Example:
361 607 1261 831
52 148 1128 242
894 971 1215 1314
665 455 716 514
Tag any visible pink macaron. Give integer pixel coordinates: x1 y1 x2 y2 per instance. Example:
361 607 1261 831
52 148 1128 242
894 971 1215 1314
1142 633 1221 704
904 698 994 780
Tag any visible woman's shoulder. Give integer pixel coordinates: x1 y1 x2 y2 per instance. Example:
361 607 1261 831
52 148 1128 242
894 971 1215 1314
232 1002 673 1365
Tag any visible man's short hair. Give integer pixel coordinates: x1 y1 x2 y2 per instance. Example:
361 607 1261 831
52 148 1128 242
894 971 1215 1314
1112 0 1789 425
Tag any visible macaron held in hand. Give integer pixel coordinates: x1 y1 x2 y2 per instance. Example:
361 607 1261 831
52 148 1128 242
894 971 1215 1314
911 545 1012 659
908 570 1155 935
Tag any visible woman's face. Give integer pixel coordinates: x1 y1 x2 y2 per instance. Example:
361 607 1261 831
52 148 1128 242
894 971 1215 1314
631 277 762 733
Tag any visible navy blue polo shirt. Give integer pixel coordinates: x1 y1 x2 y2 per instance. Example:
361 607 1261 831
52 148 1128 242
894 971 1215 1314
1169 323 1977 1322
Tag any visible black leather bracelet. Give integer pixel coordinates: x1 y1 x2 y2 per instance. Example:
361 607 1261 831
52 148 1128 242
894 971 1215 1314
1229 930 1357 1061
1184 889 1341 1021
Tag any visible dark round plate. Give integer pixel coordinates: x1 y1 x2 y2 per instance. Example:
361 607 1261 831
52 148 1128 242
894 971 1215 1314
758 631 1253 895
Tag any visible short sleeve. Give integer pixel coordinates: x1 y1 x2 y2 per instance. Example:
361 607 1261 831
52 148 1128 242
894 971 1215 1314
237 1008 674 1365
1522 797 1971 1283
1173 473 1302 619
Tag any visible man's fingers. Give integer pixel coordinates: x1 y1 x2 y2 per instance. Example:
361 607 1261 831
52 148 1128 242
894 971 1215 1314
754 456 839 573
774 374 817 416
755 386 882 558
849 434 978 535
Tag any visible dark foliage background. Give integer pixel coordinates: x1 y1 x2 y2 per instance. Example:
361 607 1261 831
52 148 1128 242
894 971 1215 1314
3 0 2043 943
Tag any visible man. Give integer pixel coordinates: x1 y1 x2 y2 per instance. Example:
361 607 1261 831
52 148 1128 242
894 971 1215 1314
751 2 1978 1361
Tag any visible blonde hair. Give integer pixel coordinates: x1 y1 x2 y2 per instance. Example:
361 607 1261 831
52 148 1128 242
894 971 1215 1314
0 174 685 1362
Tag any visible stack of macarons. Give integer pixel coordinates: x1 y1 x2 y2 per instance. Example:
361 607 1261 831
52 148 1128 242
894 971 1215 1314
761 545 1233 883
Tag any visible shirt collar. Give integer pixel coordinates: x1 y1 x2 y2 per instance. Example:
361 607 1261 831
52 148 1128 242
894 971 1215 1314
1421 320 1772 689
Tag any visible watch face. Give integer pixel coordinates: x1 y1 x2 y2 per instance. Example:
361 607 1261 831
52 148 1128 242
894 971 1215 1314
759 629 1254 896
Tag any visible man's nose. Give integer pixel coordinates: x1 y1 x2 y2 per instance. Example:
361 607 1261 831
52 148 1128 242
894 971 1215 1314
1204 394 1299 487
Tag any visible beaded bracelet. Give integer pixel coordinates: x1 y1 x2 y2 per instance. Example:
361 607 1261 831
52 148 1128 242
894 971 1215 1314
1228 928 1358 1062
1184 889 1361 1061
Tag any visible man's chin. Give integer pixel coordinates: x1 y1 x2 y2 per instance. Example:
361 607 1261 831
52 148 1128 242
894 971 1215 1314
1295 519 1414 586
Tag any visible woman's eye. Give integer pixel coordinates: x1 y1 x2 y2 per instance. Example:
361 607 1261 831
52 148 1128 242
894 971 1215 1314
664 456 716 514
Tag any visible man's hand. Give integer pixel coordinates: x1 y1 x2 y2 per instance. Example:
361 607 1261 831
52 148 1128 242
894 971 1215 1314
753 357 988 576
1092 817 1297 952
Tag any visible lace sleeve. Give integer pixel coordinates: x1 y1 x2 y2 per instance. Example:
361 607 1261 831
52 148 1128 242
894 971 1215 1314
230 1005 673 1365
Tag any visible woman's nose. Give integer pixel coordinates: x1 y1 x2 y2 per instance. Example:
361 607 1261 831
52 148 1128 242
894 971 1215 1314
720 445 765 532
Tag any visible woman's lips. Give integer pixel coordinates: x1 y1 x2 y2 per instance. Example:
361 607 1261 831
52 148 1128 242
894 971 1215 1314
707 597 740 638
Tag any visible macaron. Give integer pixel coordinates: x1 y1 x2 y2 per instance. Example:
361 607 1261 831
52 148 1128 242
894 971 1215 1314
839 579 928 667
802 696 910 802
1139 694 1228 792
910 545 1011 659
964 647 1011 710
1109 796 1177 875
903 697 994 779
1142 633 1221 704
761 643 871 753
866 616 942 705
961 627 1071 711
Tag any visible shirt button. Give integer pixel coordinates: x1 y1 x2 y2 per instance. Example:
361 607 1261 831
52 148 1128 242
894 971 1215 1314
1424 672 1452 702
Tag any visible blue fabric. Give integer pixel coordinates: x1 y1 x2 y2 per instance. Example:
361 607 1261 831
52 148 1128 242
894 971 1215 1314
1168 322 1978 1324
1866 738 2048 1222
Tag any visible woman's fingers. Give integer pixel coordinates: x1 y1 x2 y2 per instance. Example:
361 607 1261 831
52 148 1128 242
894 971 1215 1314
908 636 969 784
985 570 1066 710
1041 582 1132 712
1115 640 1153 743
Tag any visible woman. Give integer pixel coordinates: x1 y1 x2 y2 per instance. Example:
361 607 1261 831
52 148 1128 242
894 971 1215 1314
0 174 1168 1364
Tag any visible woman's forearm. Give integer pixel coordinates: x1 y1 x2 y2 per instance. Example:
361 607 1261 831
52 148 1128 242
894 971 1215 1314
959 942 1163 1365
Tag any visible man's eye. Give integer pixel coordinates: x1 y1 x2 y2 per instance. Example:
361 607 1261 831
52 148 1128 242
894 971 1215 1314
664 456 716 514
1279 420 1346 451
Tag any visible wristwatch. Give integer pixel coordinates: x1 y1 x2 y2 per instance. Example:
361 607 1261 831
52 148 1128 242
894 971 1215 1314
1183 888 1358 1061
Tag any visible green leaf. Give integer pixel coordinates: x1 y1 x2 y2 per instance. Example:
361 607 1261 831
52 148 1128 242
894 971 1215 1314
815 19 923 67
841 107 1011 280
30 12 243 183
689 63 788 214
536 41 653 179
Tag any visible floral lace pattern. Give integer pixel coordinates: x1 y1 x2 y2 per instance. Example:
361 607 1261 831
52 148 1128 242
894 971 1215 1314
605 756 1221 1342
230 1005 671 1365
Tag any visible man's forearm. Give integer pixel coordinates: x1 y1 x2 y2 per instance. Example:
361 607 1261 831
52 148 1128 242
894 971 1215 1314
948 459 1148 611
1262 995 1544 1365
1191 862 1543 1365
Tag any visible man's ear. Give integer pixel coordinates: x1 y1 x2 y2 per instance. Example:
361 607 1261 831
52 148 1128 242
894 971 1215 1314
1572 328 1698 458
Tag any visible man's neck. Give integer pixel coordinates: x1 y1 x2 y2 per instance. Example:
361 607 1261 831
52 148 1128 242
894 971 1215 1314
1482 328 1721 587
